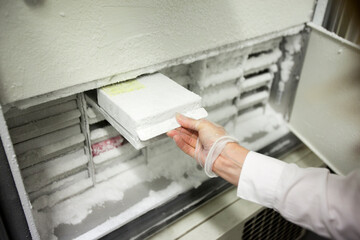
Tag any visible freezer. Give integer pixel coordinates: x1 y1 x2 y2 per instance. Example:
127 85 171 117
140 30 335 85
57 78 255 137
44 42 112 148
0 1 359 239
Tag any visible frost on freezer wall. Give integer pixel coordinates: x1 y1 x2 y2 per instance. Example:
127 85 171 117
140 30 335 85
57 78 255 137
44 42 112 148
33 160 147 239
276 35 304 105
0 0 316 104
281 35 303 82
225 106 289 151
160 64 191 88
189 37 283 125
146 137 205 186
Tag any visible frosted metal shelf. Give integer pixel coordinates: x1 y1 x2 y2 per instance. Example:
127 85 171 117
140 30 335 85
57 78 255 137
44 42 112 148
85 92 165 150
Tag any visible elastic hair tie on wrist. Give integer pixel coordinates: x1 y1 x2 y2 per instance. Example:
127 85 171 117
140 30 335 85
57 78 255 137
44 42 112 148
204 136 238 178
195 137 203 167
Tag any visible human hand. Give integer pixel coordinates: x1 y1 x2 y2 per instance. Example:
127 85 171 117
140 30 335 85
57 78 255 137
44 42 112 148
167 114 249 185
167 113 227 166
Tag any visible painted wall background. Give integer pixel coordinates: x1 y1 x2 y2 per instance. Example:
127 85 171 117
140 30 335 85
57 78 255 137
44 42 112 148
0 0 315 104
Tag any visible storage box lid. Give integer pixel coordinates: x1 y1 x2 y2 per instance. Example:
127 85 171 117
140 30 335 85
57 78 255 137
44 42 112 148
98 73 207 144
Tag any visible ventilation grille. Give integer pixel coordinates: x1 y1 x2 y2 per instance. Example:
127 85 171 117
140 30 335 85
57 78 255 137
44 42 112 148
5 95 91 210
242 208 304 240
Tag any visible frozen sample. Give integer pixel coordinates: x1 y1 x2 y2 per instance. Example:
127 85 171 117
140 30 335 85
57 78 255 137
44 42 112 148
98 73 207 141
91 135 123 157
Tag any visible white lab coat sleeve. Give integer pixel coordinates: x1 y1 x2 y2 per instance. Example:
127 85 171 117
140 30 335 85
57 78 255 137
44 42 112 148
237 151 360 240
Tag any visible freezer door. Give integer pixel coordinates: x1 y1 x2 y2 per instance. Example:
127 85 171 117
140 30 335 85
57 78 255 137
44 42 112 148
289 23 360 175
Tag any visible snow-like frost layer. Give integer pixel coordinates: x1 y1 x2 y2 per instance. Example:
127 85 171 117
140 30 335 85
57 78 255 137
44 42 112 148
147 138 203 183
208 105 237 123
90 125 119 142
75 179 205 240
33 152 206 240
33 162 148 239
225 105 289 151
198 68 243 89
201 84 240 107
236 91 269 110
242 72 273 92
280 35 302 83
24 149 88 193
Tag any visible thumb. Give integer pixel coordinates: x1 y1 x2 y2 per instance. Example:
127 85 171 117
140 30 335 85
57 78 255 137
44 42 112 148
176 113 201 131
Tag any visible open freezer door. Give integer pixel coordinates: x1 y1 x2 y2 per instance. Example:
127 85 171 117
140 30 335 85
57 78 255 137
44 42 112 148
288 23 360 176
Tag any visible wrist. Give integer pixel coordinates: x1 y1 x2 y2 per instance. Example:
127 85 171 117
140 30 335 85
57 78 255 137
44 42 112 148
212 142 249 186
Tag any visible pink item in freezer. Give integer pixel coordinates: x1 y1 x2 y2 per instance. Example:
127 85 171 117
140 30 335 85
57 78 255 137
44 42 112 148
91 135 124 157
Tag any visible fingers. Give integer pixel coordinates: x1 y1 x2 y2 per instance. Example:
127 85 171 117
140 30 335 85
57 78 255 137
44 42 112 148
173 135 195 158
177 127 198 139
167 130 177 138
176 113 203 131
167 128 198 148
167 128 195 139
178 131 197 148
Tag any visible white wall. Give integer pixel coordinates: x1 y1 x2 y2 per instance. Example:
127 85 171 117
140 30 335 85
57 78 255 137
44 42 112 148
0 0 315 105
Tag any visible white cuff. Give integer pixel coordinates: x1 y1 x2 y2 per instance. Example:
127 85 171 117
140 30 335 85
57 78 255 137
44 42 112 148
237 151 286 208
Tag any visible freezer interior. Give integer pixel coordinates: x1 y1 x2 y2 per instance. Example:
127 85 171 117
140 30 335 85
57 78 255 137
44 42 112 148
4 31 308 240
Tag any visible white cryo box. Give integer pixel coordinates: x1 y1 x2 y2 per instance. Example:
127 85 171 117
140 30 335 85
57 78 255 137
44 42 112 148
0 1 359 239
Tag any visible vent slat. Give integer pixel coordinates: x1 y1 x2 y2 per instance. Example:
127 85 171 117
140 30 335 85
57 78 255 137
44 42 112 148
236 91 269 110
208 105 237 123
5 95 76 119
244 48 282 74
21 148 87 178
7 100 78 129
24 149 88 193
28 170 89 202
198 67 243 89
241 72 273 92
95 154 145 181
32 178 93 210
250 37 282 56
10 109 81 144
18 134 85 169
201 83 240 107
14 124 81 155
